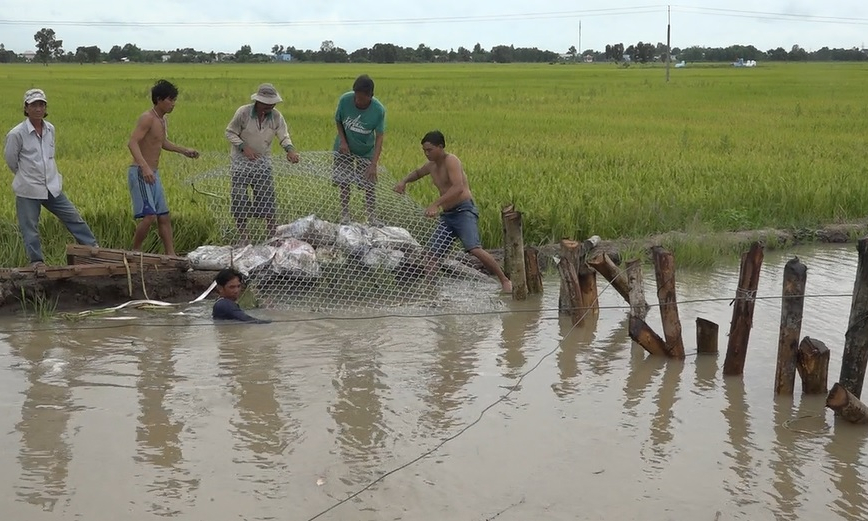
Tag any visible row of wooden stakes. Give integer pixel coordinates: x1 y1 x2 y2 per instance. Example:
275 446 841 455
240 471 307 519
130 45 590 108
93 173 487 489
499 206 868 425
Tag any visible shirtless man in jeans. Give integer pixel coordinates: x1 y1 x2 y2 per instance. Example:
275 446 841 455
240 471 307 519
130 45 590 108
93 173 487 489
127 79 199 255
394 130 512 293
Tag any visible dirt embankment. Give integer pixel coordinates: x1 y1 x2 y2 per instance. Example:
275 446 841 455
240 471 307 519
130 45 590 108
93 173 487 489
2 222 865 317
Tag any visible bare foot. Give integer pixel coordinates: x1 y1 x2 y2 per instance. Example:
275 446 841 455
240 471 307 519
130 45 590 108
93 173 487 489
501 279 513 293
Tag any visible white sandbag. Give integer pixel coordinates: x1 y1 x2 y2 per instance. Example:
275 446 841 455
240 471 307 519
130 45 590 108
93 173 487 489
362 248 405 271
335 224 372 255
315 245 347 265
276 214 339 247
271 238 320 277
370 226 420 251
234 245 276 276
186 245 250 271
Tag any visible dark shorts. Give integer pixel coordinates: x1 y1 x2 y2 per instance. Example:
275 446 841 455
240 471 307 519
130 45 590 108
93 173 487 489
332 152 374 189
427 199 482 258
231 158 276 219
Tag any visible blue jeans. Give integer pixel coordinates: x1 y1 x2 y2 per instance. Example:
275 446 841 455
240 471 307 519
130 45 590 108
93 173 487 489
16 193 98 263
427 199 482 258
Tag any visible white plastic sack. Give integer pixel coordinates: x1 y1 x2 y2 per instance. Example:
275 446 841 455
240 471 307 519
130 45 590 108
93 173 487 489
186 245 250 271
271 238 320 277
276 214 338 247
362 248 405 271
234 245 276 276
315 245 347 265
335 224 372 255
370 226 420 251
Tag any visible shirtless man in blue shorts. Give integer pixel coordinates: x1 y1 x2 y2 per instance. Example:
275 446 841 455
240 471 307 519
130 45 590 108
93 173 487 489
127 79 199 256
394 130 512 293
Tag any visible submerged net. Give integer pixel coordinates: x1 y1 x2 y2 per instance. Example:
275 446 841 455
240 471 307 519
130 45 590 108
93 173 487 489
186 151 504 314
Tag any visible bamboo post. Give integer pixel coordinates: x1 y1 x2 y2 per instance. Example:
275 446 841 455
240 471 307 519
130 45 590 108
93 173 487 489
723 242 764 376
626 259 649 319
629 316 668 357
826 382 868 424
523 246 543 295
587 253 630 304
775 257 807 395
696 318 719 355
501 204 528 300
557 239 583 325
578 240 599 315
652 246 684 359
840 237 868 399
797 337 829 394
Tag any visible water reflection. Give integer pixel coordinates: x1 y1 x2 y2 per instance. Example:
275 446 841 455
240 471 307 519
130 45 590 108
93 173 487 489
552 313 599 398
329 330 389 485
646 360 685 470
11 330 75 512
498 298 541 380
768 396 810 520
217 330 300 500
420 315 485 434
133 328 199 516
826 420 868 520
721 377 761 508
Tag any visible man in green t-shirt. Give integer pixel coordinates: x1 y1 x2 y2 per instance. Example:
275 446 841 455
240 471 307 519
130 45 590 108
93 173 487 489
332 74 386 225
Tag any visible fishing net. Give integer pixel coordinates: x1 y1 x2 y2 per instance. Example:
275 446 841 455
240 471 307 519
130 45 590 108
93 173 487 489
185 151 504 313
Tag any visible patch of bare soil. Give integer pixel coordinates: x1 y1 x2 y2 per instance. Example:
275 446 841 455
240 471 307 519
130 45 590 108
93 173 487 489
0 269 218 317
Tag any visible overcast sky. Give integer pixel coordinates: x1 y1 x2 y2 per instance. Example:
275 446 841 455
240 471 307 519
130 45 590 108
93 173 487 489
1 1 866 55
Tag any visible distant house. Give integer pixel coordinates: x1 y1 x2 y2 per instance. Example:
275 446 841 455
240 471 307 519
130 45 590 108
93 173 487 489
161 54 171 62
583 54 593 63
21 50 36 62
275 53 293 62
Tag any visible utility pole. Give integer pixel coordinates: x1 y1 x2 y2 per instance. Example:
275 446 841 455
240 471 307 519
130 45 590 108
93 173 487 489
578 20 582 61
665 5 671 82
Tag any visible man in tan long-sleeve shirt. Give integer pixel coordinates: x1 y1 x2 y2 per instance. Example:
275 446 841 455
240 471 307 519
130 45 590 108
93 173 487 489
225 83 299 243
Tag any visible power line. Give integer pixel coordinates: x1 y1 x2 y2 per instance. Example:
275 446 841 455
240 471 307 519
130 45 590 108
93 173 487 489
0 6 667 28
671 5 868 26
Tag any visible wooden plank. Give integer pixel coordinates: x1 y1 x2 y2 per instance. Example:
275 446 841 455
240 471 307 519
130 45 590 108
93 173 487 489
0 263 145 281
65 244 189 268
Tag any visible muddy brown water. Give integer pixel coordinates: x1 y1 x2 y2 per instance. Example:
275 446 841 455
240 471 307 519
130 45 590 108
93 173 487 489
0 244 866 521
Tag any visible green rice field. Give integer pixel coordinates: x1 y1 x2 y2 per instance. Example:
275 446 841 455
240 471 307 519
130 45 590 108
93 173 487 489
0 62 866 266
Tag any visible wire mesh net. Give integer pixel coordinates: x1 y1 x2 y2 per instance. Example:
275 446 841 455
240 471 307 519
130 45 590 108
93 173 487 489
186 151 504 313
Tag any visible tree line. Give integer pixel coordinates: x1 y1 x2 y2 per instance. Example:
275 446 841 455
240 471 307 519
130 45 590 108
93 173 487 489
0 27 865 65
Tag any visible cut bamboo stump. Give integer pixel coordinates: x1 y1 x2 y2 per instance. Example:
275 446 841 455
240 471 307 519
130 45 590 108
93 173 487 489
629 316 668 357
557 239 584 325
840 238 868 399
587 253 630 304
723 242 764 376
501 204 528 301
775 257 807 395
626 259 649 319
826 382 868 424
652 246 684 359
578 239 599 315
696 318 719 355
524 246 543 295
797 337 829 395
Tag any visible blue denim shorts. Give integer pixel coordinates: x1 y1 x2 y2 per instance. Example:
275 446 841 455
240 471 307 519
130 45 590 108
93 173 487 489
428 199 482 257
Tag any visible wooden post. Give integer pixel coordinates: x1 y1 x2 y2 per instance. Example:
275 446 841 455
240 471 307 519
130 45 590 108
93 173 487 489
501 204 528 300
557 239 583 325
629 316 668 357
826 382 868 424
775 257 807 395
723 242 764 376
587 253 631 304
578 242 599 315
840 237 868 399
524 246 543 295
797 337 829 395
626 259 649 319
651 246 684 359
696 318 719 355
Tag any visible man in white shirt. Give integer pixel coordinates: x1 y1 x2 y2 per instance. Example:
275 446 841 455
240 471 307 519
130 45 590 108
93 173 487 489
3 88 98 267
225 83 299 244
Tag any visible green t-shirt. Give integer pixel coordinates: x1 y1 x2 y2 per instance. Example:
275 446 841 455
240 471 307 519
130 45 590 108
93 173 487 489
333 92 386 159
